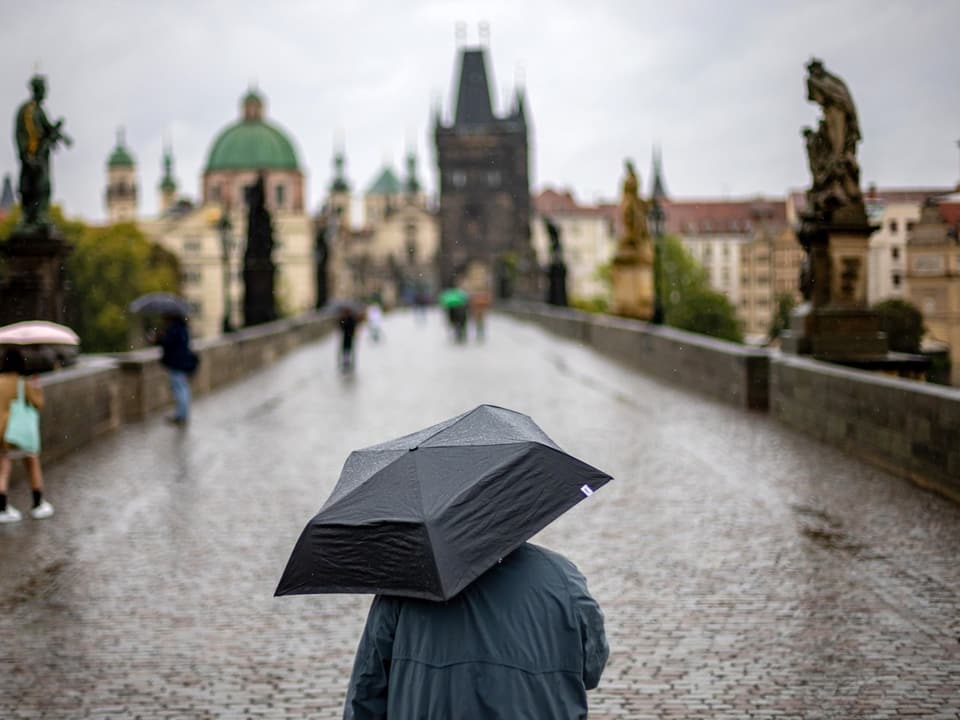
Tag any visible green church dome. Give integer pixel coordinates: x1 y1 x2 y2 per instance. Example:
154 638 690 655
108 129 135 168
205 90 299 172
367 166 402 195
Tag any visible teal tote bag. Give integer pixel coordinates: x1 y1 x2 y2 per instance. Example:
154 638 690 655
4 378 40 454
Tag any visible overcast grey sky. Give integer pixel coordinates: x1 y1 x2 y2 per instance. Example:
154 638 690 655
1 0 958 223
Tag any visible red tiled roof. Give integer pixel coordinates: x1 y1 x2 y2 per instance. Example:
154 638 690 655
662 198 787 235
865 187 954 204
534 188 578 214
938 200 960 225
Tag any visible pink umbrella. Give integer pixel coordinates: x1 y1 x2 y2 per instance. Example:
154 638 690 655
0 321 80 346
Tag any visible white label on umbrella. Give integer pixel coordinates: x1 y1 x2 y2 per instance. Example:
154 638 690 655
580 484 594 497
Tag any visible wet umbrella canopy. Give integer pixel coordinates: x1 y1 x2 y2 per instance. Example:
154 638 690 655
128 292 191 317
276 404 612 601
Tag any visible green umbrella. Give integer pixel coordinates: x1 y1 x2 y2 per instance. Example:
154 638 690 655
438 288 469 308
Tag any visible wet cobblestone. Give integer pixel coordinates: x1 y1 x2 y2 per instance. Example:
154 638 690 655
1 310 959 717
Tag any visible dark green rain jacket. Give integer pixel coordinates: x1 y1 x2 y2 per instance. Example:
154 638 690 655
343 542 608 719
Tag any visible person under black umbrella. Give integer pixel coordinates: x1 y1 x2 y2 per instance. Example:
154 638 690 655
149 314 198 425
343 541 608 719
276 405 611 719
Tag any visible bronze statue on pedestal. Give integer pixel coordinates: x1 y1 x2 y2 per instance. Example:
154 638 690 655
14 75 72 230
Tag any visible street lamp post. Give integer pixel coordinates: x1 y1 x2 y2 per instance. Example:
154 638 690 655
219 210 233 334
649 198 665 324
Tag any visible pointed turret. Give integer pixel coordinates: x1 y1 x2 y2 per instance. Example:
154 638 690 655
454 48 494 126
330 149 350 193
512 88 527 125
405 152 421 195
650 146 668 201
329 147 351 225
159 145 178 213
0 174 14 217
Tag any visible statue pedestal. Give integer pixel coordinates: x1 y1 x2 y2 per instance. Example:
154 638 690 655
611 245 653 320
781 219 888 360
0 226 73 326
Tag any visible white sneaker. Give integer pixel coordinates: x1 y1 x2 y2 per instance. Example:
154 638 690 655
0 505 23 523
30 500 54 520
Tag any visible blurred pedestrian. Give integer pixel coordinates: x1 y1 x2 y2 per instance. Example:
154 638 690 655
0 348 53 522
469 289 491 342
152 314 198 425
366 302 383 343
339 308 360 372
343 542 608 720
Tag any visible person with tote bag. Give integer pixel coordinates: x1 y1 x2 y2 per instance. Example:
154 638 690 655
0 348 53 523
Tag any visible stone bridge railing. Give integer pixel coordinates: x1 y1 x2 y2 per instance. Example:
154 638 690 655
35 312 337 463
503 303 960 503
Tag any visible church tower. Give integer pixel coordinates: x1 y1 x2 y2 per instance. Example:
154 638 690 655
329 147 351 225
434 37 532 293
158 145 178 213
105 128 138 223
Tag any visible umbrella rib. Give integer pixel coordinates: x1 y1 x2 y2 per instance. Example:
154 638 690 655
412 405 486 448
410 444 446 598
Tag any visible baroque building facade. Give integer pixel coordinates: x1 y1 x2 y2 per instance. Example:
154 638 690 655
905 195 960 385
120 89 315 339
321 150 439 306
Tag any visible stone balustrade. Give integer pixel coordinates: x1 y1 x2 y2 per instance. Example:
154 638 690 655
34 312 337 462
503 302 960 502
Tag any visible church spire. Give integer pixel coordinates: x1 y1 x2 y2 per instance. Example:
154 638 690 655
159 144 177 212
650 146 667 200
454 47 494 125
405 151 421 195
330 146 350 193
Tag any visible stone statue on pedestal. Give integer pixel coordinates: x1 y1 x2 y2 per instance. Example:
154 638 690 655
15 75 72 231
618 160 652 261
611 159 654 319
544 217 567 307
0 74 73 325
781 59 896 364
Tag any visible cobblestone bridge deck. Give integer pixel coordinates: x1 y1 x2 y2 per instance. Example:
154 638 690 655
2 310 958 718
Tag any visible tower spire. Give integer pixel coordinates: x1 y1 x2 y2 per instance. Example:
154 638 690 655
650 145 667 200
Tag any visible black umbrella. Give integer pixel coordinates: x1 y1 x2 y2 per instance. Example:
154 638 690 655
275 404 612 601
129 292 191 317
326 298 365 316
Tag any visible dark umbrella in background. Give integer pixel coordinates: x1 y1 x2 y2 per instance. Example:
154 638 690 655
325 298 365 317
128 292 191 317
275 404 612 602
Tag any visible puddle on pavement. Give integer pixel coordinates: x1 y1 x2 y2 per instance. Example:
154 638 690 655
0 558 68 610
791 504 867 555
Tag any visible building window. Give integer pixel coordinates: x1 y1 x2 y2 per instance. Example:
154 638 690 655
275 184 286 208
184 238 202 253
181 268 202 284
888 219 898 233
923 297 936 314
451 171 466 188
906 220 916 233
892 273 901 287
210 185 221 202
189 301 203 315
891 246 900 260
487 171 501 187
